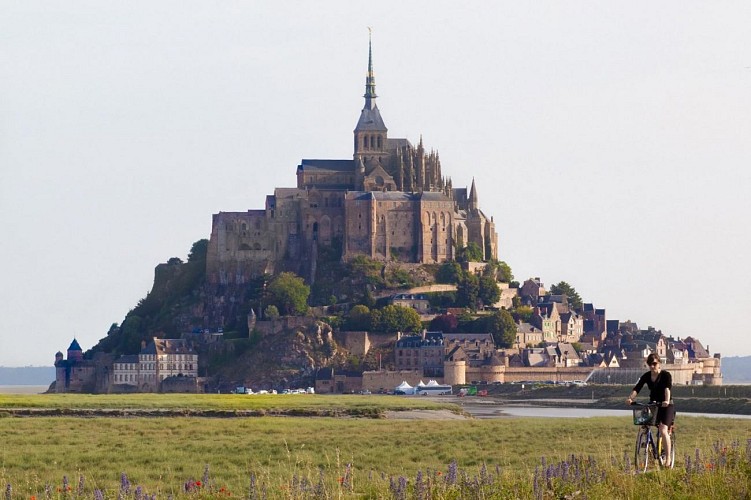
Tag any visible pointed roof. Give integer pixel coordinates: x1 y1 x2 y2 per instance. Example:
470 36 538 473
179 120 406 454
354 33 387 132
67 338 82 351
469 178 477 201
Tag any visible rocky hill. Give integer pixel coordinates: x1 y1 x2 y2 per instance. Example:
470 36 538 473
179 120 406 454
206 320 349 391
85 239 420 389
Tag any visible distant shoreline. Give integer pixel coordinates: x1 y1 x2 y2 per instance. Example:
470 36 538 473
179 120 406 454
0 385 49 394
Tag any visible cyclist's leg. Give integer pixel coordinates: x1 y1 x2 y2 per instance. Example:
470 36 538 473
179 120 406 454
658 422 671 467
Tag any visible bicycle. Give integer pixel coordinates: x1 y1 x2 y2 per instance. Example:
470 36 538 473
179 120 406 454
631 402 675 472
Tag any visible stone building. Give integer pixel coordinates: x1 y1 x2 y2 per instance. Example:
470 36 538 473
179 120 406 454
112 337 199 393
206 38 498 286
394 333 444 376
54 339 96 393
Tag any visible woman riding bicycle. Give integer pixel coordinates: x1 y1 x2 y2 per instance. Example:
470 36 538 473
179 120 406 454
626 352 675 468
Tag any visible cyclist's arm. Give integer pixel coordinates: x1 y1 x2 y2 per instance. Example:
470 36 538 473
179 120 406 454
627 373 647 404
662 387 671 406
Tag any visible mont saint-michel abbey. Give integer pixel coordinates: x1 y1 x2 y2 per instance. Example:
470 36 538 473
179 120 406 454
206 41 498 285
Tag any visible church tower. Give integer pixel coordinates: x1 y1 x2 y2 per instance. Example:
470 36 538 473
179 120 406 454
353 33 388 165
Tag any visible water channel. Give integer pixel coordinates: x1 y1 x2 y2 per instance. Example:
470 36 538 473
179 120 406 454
455 399 751 420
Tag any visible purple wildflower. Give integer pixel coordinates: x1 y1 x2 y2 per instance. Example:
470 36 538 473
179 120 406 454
78 475 85 496
399 476 408 498
5 483 11 500
415 470 425 500
134 485 143 500
120 473 130 494
479 462 490 485
94 489 104 500
446 460 458 485
63 476 69 493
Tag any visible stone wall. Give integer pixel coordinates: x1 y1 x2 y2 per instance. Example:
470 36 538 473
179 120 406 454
161 376 201 393
336 331 369 357
335 331 396 357
254 317 319 336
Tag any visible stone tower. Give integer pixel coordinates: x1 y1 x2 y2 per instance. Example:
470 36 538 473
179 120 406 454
353 33 390 182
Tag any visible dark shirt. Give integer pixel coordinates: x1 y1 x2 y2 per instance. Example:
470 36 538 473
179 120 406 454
632 370 672 403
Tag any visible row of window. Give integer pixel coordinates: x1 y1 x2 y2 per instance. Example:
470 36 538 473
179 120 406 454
115 363 194 372
361 135 384 150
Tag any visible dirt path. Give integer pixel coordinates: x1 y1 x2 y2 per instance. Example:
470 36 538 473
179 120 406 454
383 409 469 420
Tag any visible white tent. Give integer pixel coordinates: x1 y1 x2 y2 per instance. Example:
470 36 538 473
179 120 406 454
425 379 441 387
395 381 415 395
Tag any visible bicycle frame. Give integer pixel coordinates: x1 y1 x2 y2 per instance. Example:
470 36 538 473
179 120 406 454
632 402 675 472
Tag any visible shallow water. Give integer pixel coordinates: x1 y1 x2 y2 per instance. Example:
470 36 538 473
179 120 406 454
457 401 751 420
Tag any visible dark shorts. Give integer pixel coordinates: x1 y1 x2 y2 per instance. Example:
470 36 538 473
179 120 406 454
657 404 676 426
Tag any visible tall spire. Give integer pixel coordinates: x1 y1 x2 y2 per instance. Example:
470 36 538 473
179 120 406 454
354 29 387 159
363 28 377 110
469 177 478 210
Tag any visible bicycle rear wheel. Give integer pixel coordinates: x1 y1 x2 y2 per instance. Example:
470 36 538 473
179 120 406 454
635 428 653 473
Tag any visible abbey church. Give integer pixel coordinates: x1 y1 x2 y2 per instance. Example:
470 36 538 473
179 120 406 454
206 40 498 285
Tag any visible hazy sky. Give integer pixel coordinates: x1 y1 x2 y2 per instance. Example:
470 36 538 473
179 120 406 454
2 2 750 367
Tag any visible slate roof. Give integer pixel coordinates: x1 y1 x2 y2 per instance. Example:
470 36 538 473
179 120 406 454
516 322 541 334
346 191 415 201
355 106 387 131
115 354 139 364
417 192 451 202
396 335 443 348
297 159 355 173
67 339 82 351
387 138 412 150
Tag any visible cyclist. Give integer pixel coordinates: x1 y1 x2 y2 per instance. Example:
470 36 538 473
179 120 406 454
626 352 675 467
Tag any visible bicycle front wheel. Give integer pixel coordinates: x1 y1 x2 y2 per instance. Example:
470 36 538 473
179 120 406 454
635 428 653 473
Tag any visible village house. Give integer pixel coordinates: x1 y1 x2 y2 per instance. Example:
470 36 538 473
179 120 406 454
390 293 430 314
515 322 543 347
112 337 200 393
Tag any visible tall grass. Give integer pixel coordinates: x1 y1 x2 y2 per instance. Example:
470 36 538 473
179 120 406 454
2 416 750 498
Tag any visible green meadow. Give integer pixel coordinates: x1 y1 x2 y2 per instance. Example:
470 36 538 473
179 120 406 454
1 395 750 498
0 393 457 416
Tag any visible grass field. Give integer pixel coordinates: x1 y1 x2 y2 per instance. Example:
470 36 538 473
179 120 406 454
0 394 459 417
2 402 750 499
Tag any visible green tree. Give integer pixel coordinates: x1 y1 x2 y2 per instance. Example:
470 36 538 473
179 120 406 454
188 239 209 262
483 260 513 283
268 272 310 316
458 242 484 262
436 261 463 284
487 309 517 347
456 273 479 310
550 281 583 310
478 275 501 307
264 305 280 319
371 305 421 333
346 304 372 331
514 305 534 323
496 261 514 283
